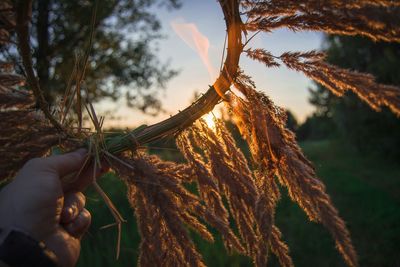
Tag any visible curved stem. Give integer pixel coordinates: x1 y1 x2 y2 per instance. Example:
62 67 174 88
108 0 244 152
16 0 243 152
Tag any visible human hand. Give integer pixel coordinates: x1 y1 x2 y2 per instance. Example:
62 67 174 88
0 149 101 267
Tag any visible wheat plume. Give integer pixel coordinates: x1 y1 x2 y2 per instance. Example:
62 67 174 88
0 1 60 182
229 73 358 267
246 49 280 68
0 66 63 181
177 119 293 267
242 1 400 117
116 154 208 267
245 48 400 117
176 133 232 244
243 0 400 42
112 151 249 266
0 1 14 46
279 51 400 115
186 121 258 254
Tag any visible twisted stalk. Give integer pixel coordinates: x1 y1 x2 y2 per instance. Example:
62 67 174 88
106 0 243 154
15 0 243 154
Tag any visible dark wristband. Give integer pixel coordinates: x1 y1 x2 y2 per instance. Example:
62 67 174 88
0 229 58 267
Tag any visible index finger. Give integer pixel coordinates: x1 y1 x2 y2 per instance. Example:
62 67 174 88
62 159 109 192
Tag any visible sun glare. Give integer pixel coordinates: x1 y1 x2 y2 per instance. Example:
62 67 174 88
202 113 216 131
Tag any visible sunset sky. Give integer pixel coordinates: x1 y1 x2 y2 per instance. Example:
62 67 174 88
101 0 323 128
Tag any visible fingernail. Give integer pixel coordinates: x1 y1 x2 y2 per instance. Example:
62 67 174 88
62 207 73 220
72 204 78 217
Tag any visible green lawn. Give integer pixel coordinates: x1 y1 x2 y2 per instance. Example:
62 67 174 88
78 139 400 267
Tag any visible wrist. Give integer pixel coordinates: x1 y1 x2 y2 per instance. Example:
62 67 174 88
0 184 44 242
0 186 15 233
0 228 59 267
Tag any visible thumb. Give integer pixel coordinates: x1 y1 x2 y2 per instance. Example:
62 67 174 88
27 149 88 178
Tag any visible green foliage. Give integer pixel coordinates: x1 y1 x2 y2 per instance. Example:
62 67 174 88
276 139 400 267
285 110 299 132
303 35 400 160
77 172 140 267
2 0 180 114
296 114 337 141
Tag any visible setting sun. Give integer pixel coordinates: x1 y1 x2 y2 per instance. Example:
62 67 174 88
202 112 216 130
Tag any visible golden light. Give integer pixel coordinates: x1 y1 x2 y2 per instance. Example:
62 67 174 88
202 112 216 131
171 19 220 132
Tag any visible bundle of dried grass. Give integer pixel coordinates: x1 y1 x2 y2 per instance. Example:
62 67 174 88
243 0 400 42
113 153 244 266
0 0 59 182
178 120 292 267
279 51 400 115
245 49 400 116
1 0 400 266
0 1 14 46
229 73 357 266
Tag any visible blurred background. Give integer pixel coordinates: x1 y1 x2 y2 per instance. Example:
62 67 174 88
3 0 398 266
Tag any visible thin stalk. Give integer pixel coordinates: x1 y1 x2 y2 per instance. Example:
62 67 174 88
17 0 243 155
105 0 243 155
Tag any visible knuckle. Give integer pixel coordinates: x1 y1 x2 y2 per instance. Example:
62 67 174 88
24 157 44 170
82 209 92 224
76 192 86 206
67 150 86 163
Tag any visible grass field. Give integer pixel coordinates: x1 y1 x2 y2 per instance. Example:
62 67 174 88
77 139 400 267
